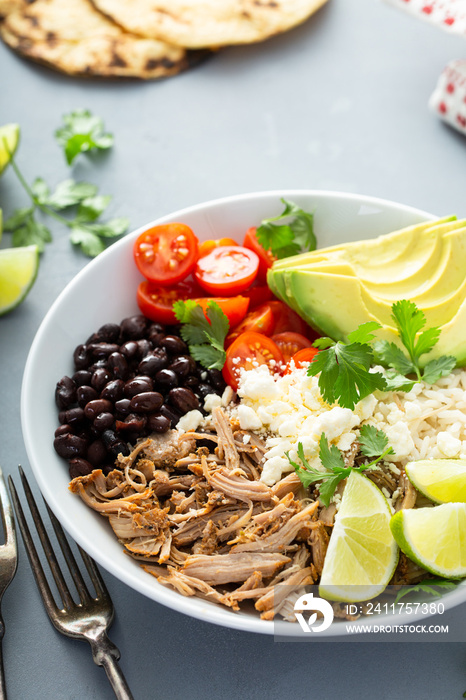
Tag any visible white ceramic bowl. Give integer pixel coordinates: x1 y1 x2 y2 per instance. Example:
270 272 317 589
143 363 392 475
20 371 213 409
21 189 466 636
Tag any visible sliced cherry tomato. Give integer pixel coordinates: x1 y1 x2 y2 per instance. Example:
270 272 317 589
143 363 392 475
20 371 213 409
193 296 249 328
223 331 284 391
243 226 277 283
285 347 319 373
243 284 274 308
267 300 316 338
271 332 313 363
198 237 239 257
136 280 203 325
133 223 199 285
225 304 275 348
194 246 259 296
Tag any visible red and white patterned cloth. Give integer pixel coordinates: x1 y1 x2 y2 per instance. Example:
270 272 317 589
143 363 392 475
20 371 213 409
384 0 466 35
429 60 466 130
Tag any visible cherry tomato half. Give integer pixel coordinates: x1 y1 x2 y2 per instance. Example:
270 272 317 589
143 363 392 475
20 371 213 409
285 347 319 373
268 301 315 338
198 238 239 258
193 296 249 328
242 284 274 308
194 246 259 296
271 332 313 363
133 223 199 285
136 280 202 325
243 227 276 283
222 331 284 391
225 303 275 348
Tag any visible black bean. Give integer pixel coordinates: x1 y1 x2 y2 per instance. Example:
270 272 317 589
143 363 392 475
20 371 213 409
59 407 85 427
95 323 121 343
196 383 216 400
169 356 196 379
115 414 147 434
84 399 113 420
108 352 129 379
54 433 88 459
159 404 181 428
93 412 115 432
91 367 112 392
138 349 168 376
89 342 120 358
168 387 200 414
207 368 227 392
154 368 178 390
130 391 163 413
115 398 131 416
148 322 165 336
68 458 94 479
162 335 188 355
101 379 125 403
184 375 199 390
121 315 147 339
72 370 92 386
148 324 165 347
77 385 99 408
136 339 152 358
147 413 171 433
124 376 153 398
55 424 72 437
87 439 107 466
55 376 77 410
102 430 130 458
73 344 91 370
119 340 139 360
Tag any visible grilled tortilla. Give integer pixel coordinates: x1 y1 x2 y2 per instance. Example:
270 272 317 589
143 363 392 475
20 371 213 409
0 0 209 79
89 0 329 48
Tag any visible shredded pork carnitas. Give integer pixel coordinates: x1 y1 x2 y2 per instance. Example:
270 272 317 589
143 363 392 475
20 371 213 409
69 407 420 620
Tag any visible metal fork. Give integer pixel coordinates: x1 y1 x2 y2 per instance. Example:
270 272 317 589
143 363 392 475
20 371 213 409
8 467 134 700
0 466 17 700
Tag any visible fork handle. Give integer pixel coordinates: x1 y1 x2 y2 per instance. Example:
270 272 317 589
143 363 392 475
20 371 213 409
0 638 6 700
90 634 134 700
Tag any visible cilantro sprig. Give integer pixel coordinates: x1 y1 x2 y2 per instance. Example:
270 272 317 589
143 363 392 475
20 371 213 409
373 300 456 388
393 578 458 604
1 112 128 257
173 300 229 371
288 426 394 507
255 198 316 259
55 109 113 165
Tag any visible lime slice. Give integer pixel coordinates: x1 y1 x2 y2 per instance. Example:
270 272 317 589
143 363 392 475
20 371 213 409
319 471 399 602
0 245 39 316
405 458 466 504
391 503 466 578
0 123 20 175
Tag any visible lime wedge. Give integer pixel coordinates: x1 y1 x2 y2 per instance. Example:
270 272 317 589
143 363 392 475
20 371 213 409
0 123 20 175
319 471 399 602
391 503 466 578
0 245 39 316
405 459 466 504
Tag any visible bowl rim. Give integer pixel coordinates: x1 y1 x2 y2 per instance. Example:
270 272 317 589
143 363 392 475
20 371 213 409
21 188 466 636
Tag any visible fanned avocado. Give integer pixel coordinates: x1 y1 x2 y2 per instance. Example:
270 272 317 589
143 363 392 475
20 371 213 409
268 216 466 367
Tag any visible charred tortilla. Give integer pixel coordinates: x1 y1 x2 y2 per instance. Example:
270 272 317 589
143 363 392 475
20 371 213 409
89 0 329 48
0 0 209 79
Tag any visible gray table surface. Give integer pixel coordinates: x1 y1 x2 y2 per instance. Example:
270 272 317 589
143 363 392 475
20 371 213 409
2 0 466 697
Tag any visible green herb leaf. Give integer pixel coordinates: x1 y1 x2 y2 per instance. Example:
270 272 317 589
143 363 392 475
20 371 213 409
347 321 383 345
359 424 393 458
174 300 230 370
77 195 112 221
69 226 105 257
391 300 426 361
11 214 52 252
30 177 50 204
421 355 457 385
393 578 458 604
45 179 98 209
382 370 416 393
3 206 35 231
373 339 415 376
87 217 129 238
318 432 347 473
55 109 113 165
255 198 316 259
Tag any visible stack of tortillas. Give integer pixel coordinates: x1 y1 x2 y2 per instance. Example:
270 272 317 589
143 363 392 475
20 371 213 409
0 0 329 80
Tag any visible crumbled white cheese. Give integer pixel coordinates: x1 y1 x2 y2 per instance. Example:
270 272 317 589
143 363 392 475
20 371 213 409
204 393 222 411
437 431 462 457
177 410 203 433
221 385 234 407
237 404 263 431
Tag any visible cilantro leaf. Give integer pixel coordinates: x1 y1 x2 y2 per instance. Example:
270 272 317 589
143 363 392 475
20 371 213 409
3 206 35 231
391 300 426 361
359 424 394 458
383 370 416 393
55 109 113 165
317 433 347 473
394 578 458 604
69 226 105 257
421 355 457 385
45 179 98 210
347 321 382 345
5 207 52 252
255 198 316 260
373 339 415 376
88 217 129 238
77 195 112 221
174 300 229 371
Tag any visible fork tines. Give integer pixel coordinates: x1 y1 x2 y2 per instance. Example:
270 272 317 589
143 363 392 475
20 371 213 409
0 467 17 600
